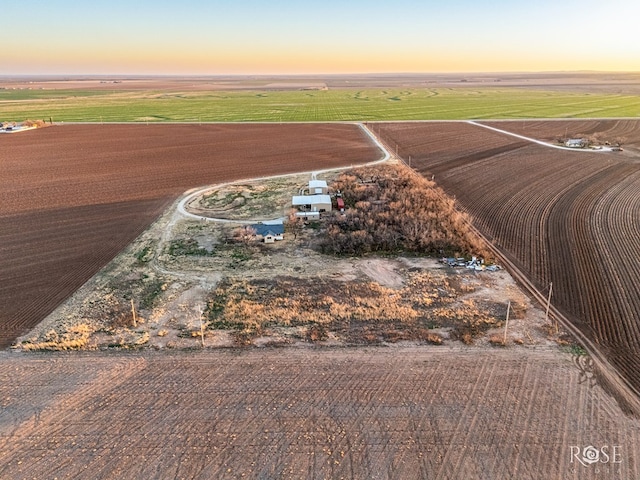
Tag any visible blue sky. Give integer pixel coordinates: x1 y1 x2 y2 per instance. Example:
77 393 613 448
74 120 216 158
1 0 638 74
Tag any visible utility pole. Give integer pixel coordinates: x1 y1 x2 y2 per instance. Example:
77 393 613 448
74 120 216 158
197 305 205 347
503 300 511 345
131 298 137 328
544 282 554 331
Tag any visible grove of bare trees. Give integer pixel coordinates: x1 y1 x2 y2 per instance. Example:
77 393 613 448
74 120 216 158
320 164 488 257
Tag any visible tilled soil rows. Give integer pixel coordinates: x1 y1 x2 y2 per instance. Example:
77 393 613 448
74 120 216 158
484 119 640 154
377 121 640 396
1 349 638 479
0 124 380 347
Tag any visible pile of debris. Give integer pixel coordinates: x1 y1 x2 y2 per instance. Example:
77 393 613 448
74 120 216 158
441 256 501 272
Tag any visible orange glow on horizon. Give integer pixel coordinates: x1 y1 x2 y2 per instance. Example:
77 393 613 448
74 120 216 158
3 38 639 75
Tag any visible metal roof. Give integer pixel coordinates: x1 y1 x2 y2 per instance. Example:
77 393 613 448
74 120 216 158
251 223 285 236
309 180 328 188
292 194 332 205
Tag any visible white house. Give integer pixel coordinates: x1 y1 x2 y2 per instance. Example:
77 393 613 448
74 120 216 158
565 138 586 148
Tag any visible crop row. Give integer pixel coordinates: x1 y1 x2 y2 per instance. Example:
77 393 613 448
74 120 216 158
377 121 640 394
2 349 639 479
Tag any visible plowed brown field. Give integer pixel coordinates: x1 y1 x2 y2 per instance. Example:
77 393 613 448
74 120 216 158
484 119 640 154
0 124 379 347
377 121 640 399
1 348 638 479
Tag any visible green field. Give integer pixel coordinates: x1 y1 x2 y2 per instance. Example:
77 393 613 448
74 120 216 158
2 87 640 122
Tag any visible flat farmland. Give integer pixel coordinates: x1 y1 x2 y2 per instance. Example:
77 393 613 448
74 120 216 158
3 87 640 122
483 119 640 154
0 124 380 348
377 121 640 398
1 348 639 479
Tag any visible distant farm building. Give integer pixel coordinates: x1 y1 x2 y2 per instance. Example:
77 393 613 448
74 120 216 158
251 222 284 243
565 138 586 148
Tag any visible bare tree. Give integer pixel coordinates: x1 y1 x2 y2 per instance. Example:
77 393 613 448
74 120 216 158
286 209 304 239
233 225 256 246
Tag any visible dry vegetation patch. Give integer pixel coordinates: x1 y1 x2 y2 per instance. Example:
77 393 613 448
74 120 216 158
204 271 496 345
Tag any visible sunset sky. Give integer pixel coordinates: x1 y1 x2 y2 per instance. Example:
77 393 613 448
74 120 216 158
2 0 639 75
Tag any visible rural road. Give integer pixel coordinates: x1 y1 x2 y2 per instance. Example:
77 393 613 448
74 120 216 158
175 123 391 223
468 120 616 152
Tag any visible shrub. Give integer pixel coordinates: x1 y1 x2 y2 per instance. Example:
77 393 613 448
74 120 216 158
168 238 210 256
306 323 328 342
22 119 46 128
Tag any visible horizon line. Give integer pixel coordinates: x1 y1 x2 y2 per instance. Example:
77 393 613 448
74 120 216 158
2 70 640 79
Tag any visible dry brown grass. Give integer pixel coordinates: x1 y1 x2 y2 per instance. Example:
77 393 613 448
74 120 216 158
205 272 501 345
234 328 260 347
20 324 94 351
445 300 504 344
